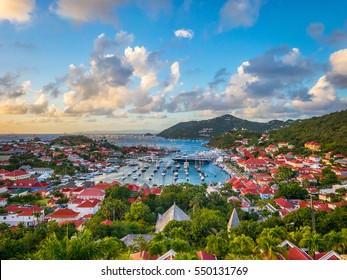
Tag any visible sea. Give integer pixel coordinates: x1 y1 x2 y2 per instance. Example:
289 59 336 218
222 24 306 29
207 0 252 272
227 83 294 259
0 134 231 187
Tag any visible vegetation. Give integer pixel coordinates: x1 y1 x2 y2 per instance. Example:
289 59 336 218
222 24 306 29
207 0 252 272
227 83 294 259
1 183 347 260
208 130 262 149
269 109 347 155
158 114 294 139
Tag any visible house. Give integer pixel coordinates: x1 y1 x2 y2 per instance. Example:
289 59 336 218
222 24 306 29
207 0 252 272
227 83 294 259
259 185 276 199
49 208 80 222
274 198 296 211
1 205 44 226
75 199 101 216
304 142 321 151
0 169 9 180
0 197 7 207
3 170 31 180
155 203 190 232
77 188 105 201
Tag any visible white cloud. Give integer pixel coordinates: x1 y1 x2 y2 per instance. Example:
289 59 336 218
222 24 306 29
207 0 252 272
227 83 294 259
124 46 159 91
174 29 194 39
50 0 123 24
164 61 180 93
292 75 337 111
0 0 35 23
218 0 264 32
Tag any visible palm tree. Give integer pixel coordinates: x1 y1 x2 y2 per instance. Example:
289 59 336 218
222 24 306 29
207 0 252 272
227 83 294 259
299 230 324 257
229 234 255 257
255 231 286 260
323 231 343 252
205 234 228 259
34 229 122 260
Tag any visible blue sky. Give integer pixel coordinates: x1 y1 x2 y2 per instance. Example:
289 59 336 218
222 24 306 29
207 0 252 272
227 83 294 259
0 0 347 133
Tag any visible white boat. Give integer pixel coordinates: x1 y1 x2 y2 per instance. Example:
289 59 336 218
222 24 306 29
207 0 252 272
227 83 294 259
132 175 138 180
174 172 179 177
183 161 189 169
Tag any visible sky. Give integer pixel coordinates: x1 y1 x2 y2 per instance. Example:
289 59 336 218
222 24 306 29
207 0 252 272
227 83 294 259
0 0 347 134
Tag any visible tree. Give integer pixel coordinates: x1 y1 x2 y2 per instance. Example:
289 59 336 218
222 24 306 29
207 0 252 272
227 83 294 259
34 229 123 260
205 234 228 259
299 229 324 256
255 230 285 260
125 201 155 227
228 234 255 258
101 199 128 221
274 166 297 182
275 182 309 199
320 166 339 186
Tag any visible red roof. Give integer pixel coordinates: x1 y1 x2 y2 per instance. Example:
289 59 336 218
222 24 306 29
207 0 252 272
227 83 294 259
100 219 113 225
287 246 312 260
4 170 29 178
127 184 140 192
50 209 80 219
196 251 217 260
274 198 295 209
0 169 9 175
58 219 85 228
8 178 36 189
77 188 105 198
77 199 100 208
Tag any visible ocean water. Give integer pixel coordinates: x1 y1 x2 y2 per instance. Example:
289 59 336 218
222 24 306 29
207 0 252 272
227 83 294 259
0 134 231 186
93 135 231 186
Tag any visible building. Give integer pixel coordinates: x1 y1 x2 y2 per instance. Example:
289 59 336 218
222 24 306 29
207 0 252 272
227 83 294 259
155 203 190 232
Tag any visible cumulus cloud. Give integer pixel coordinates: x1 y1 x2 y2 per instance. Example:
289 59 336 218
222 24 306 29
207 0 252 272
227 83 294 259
218 0 264 32
0 72 30 99
0 99 29 114
125 46 160 91
164 61 180 93
29 92 49 114
326 48 347 88
174 29 194 39
0 0 35 23
307 22 347 45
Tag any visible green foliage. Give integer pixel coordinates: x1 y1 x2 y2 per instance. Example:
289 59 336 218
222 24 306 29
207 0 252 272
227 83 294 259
269 109 347 155
209 130 262 149
275 182 309 199
158 114 292 140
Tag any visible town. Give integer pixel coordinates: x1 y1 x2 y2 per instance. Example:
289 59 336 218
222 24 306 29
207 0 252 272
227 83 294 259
0 133 346 260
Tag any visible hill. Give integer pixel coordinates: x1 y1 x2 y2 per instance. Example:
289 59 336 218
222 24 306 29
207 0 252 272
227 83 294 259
268 110 347 155
157 114 294 139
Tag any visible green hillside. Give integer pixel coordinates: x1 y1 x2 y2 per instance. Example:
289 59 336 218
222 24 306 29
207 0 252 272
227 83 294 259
268 110 347 155
158 114 293 139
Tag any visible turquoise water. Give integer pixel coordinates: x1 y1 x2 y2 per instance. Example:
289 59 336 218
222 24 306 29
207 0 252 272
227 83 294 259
93 135 230 186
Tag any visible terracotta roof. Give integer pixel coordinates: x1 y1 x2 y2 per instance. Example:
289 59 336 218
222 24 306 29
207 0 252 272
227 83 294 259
4 170 29 177
287 246 313 260
274 198 295 209
58 219 85 228
100 219 113 225
130 251 151 260
77 199 100 208
50 208 80 219
197 251 217 260
77 188 105 197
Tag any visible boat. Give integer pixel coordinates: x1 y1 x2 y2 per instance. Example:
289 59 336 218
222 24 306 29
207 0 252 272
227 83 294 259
183 161 189 169
166 161 172 169
174 172 179 177
132 175 138 180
